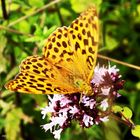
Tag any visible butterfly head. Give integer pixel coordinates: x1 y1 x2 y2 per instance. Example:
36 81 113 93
74 79 93 96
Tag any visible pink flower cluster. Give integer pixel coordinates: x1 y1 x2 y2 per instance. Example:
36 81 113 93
41 64 124 139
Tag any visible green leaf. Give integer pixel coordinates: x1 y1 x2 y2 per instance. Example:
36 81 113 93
0 35 7 73
31 94 47 107
0 90 13 98
70 0 89 12
112 105 122 113
43 26 57 37
22 7 36 15
122 107 133 119
131 125 140 138
104 119 121 140
5 108 24 140
70 0 102 12
112 106 133 120
25 36 43 42
0 100 14 116
60 8 71 17
5 66 19 81
28 0 44 7
105 35 118 51
18 20 30 33
34 24 43 36
136 82 140 90
0 118 5 131
10 3 20 11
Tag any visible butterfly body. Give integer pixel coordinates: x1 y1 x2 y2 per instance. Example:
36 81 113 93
5 6 99 96
74 78 92 95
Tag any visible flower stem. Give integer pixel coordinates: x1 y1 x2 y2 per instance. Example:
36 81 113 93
98 54 140 70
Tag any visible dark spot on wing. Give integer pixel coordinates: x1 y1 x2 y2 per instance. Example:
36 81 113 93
33 65 38 69
37 63 43 67
26 66 30 69
62 41 67 48
52 55 56 59
48 43 52 49
30 79 37 82
82 49 86 54
54 47 59 53
37 84 44 87
89 47 95 54
75 42 80 51
84 39 88 45
57 42 61 47
77 33 82 40
27 82 32 84
52 37 55 42
80 23 83 27
46 88 53 92
57 34 62 39
47 83 52 86
38 78 46 82
33 69 40 74
31 59 37 62
82 29 86 35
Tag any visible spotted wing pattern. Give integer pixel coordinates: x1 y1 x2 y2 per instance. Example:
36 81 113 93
5 56 80 94
5 6 99 94
43 6 99 82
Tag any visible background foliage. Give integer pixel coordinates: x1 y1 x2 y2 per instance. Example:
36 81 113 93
0 0 140 140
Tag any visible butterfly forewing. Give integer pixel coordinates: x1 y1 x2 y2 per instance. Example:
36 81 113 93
43 6 99 82
68 7 99 81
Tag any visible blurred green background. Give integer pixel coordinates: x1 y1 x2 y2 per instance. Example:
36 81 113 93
0 0 140 140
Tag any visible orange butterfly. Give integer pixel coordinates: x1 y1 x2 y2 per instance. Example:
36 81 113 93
5 6 99 96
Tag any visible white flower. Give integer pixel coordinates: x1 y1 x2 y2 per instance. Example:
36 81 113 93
69 105 79 114
42 122 54 132
108 64 119 74
53 128 63 140
83 114 94 127
59 108 69 117
41 106 55 119
41 95 63 119
48 95 61 105
41 64 124 140
101 88 110 96
82 96 89 102
59 96 71 107
100 99 109 111
92 65 106 84
100 116 109 122
82 96 96 109
92 64 120 84
51 115 67 127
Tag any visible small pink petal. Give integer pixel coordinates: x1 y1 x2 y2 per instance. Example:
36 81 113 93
100 99 109 111
83 114 94 127
100 116 109 122
51 115 67 127
69 106 79 114
41 106 55 119
101 88 110 96
42 122 54 132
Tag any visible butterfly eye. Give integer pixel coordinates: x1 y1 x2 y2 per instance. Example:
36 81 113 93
74 79 85 88
75 80 81 87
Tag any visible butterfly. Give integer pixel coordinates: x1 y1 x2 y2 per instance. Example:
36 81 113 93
5 6 99 96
